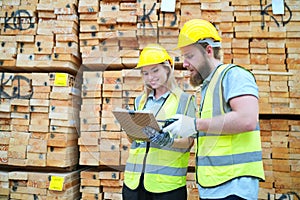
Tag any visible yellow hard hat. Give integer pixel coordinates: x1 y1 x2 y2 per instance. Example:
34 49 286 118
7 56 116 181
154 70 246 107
176 19 222 49
136 44 173 68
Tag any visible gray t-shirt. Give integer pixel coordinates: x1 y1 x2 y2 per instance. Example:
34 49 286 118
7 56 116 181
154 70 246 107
198 65 260 200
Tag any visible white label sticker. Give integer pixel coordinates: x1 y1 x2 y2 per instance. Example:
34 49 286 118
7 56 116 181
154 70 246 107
161 0 176 12
272 0 285 15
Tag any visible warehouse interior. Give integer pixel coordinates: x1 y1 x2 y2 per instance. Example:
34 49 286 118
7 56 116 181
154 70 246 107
0 0 299 199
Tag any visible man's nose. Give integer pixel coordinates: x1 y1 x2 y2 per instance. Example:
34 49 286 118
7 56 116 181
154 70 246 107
183 59 189 68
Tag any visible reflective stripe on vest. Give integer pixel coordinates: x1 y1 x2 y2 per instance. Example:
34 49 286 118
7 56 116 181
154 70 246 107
126 163 188 176
196 64 265 187
124 88 194 193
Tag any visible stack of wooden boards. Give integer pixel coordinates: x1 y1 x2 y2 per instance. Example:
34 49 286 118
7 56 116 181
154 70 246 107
0 72 81 168
0 0 299 199
0 0 81 74
0 169 81 199
79 168 198 200
259 119 300 199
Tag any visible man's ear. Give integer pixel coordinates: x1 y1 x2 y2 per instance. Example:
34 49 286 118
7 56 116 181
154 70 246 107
206 45 214 56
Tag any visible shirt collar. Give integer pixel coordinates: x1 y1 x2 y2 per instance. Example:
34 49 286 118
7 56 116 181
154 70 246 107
148 90 170 101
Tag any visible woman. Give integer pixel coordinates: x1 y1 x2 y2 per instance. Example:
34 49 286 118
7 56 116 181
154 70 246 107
122 44 197 200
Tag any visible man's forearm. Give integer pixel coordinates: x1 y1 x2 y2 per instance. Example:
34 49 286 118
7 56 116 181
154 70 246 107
196 112 258 135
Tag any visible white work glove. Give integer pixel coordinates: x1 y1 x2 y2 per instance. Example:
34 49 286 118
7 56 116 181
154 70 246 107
143 126 174 147
162 114 197 138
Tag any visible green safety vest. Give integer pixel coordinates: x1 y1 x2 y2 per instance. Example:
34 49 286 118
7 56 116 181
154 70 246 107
196 64 265 187
124 88 195 193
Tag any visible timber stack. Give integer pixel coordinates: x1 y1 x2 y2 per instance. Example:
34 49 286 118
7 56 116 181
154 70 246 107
0 0 299 199
0 0 82 199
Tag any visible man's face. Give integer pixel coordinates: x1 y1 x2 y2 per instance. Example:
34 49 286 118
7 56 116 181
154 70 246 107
181 44 212 87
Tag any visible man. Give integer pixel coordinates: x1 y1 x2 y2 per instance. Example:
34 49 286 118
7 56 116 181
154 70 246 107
148 19 265 200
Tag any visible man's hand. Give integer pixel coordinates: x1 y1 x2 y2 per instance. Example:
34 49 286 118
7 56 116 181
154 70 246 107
143 126 174 147
162 114 197 137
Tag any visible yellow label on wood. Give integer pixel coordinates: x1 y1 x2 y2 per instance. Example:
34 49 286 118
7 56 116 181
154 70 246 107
49 176 64 191
54 73 68 86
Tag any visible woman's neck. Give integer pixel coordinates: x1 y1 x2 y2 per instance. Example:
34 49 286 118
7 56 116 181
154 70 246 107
154 87 169 99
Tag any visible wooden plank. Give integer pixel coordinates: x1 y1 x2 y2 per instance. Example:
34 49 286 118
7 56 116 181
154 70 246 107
27 138 47 153
48 132 78 143
101 119 121 131
11 118 30 126
78 132 99 146
8 171 28 180
103 192 122 200
100 131 121 140
50 119 77 127
99 139 120 151
29 99 49 106
30 113 49 125
99 151 120 166
79 145 99 152
78 0 99 13
102 186 122 193
80 186 101 194
30 106 49 113
31 92 50 99
80 124 102 132
99 171 120 180
26 152 47 167
79 152 100 166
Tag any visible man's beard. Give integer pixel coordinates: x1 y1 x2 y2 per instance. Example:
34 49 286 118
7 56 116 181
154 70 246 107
189 57 213 87
190 71 204 87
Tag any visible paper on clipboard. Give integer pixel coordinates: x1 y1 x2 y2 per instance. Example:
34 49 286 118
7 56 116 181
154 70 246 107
112 108 161 141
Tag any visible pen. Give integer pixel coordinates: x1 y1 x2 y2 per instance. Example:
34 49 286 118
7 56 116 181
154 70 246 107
157 119 178 122
157 118 178 128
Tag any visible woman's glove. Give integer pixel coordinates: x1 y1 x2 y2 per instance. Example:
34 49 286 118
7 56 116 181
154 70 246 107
143 126 174 147
162 114 197 137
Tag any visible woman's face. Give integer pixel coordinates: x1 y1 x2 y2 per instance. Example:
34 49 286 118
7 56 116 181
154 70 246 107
141 64 169 90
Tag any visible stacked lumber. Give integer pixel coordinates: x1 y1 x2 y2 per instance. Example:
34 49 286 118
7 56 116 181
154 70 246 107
80 168 199 200
226 1 288 68
0 72 80 168
121 69 143 110
80 168 123 200
253 71 296 115
259 119 300 199
79 0 139 69
186 172 199 200
78 70 141 167
288 68 300 114
78 0 185 70
79 71 103 166
101 71 123 132
0 0 81 74
0 170 9 199
217 0 300 115
47 72 81 168
7 169 80 199
76 0 300 113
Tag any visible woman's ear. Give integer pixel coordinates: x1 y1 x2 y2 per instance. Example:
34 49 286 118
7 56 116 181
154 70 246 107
163 64 171 75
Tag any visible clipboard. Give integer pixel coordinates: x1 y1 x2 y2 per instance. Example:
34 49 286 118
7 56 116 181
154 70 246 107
112 108 161 141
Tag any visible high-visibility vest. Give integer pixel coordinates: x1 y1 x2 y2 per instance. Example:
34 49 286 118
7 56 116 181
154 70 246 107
196 64 265 187
124 88 196 193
